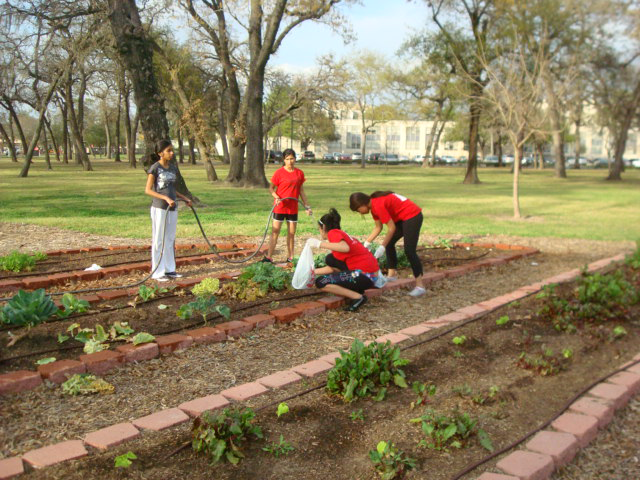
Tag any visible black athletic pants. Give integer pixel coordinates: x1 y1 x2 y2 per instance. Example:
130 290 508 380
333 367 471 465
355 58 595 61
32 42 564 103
385 212 423 278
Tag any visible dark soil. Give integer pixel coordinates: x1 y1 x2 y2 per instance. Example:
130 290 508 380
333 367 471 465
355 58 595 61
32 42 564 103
13 264 640 480
0 246 498 370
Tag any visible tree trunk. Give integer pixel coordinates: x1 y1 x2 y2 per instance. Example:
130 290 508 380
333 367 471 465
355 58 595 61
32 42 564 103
177 126 184 163
244 73 269 187
104 109 112 159
114 92 122 162
424 119 439 168
44 116 60 163
573 117 581 169
432 120 446 163
59 101 69 164
128 112 139 168
3 98 28 156
463 87 482 184
0 121 17 162
218 100 231 164
360 115 367 169
65 78 92 170
43 127 52 170
188 136 196 164
513 141 522 219
8 115 18 161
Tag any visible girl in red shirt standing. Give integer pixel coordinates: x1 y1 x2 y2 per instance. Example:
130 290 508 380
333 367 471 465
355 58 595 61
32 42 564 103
349 191 426 297
263 148 311 263
307 208 379 312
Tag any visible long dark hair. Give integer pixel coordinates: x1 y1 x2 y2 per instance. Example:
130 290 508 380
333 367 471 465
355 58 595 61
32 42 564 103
282 148 296 160
318 208 341 232
349 191 394 211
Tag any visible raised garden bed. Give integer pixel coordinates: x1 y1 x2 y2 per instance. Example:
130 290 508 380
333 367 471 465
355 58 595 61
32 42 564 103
0 249 637 479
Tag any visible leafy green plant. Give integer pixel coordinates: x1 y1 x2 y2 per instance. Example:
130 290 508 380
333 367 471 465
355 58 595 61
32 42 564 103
367 242 411 269
452 335 467 346
137 285 162 302
262 435 295 457
276 402 289 418
350 409 365 421
131 332 156 345
411 381 436 409
114 451 137 468
191 278 220 297
220 278 266 301
625 240 640 269
326 339 409 403
1 289 58 342
368 441 416 480
431 238 454 249
516 348 571 376
192 408 263 465
496 315 510 326
0 250 47 272
612 325 627 339
56 293 90 318
61 373 115 395
35 357 56 365
238 262 292 293
60 321 138 353
177 294 230 324
410 409 493 452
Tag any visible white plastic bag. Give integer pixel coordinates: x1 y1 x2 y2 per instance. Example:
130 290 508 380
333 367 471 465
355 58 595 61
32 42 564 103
292 242 316 289
374 269 387 288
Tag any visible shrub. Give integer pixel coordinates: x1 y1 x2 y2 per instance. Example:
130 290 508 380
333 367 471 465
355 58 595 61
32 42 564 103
192 408 263 465
239 262 292 292
0 289 58 328
516 348 571 376
326 339 409 402
0 250 47 272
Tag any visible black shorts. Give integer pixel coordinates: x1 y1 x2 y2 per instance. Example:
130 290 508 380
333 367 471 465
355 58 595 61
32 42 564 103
273 213 298 222
315 270 375 294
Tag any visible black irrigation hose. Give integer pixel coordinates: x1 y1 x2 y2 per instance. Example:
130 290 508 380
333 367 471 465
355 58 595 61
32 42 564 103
0 290 323 364
450 357 640 480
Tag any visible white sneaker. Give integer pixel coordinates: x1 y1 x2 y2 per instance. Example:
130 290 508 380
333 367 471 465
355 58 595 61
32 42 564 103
386 276 398 282
165 272 183 278
408 286 426 297
153 276 169 282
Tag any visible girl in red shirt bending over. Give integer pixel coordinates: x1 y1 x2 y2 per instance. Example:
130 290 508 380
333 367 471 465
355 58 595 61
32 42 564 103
263 148 312 263
307 208 379 312
349 191 425 297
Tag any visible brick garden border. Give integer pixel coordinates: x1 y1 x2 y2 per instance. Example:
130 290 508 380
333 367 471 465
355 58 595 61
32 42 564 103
0 242 538 395
0 251 635 478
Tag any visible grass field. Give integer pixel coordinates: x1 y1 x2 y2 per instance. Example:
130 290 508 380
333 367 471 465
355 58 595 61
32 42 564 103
1 157 639 242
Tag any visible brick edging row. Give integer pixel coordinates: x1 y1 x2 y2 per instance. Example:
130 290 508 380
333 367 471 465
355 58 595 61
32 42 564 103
0 251 632 478
0 242 538 395
0 242 260 294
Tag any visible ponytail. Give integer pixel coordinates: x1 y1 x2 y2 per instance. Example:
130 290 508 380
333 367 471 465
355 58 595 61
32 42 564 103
318 208 341 231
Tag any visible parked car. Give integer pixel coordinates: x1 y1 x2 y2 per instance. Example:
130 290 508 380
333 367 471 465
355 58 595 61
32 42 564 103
481 155 499 166
522 156 534 167
440 155 458 165
565 156 588 168
502 155 515 164
302 150 315 162
413 154 427 164
632 159 640 168
332 152 342 163
265 150 283 163
352 152 363 163
379 154 400 164
367 152 382 164
399 155 409 163
337 153 352 164
322 153 335 163
589 157 608 168
458 155 467 164
624 158 638 167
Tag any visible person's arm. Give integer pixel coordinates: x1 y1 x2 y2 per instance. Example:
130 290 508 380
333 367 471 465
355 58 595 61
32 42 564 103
145 174 175 208
318 239 350 253
366 219 384 244
300 185 311 212
269 182 280 203
176 192 192 206
379 219 396 247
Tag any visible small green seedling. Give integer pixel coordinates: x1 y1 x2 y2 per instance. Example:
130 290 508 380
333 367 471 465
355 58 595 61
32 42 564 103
262 435 295 457
57 293 90 318
411 381 437 409
114 451 137 468
453 350 463 358
562 348 573 359
131 332 155 345
612 326 627 339
368 441 416 479
276 402 289 418
35 357 56 365
452 335 467 346
350 409 365 421
496 315 510 326
62 373 115 395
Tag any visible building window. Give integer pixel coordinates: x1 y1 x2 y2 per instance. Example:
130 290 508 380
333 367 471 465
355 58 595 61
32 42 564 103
406 126 420 150
386 126 400 151
353 111 359 120
626 133 637 155
591 135 602 155
366 130 380 150
347 131 361 149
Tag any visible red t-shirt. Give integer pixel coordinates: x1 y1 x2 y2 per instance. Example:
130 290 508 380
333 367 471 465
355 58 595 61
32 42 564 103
371 193 421 224
271 167 306 214
327 229 378 274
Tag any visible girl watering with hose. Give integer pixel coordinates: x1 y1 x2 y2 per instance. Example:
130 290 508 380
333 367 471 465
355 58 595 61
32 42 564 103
349 191 426 297
145 139 192 282
263 148 312 264
307 208 379 312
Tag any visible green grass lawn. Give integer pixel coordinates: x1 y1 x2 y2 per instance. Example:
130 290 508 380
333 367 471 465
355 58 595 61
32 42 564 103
1 157 639 242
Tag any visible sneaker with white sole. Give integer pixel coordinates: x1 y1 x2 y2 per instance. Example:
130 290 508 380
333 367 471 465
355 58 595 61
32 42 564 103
153 276 169 282
165 272 183 278
408 286 427 297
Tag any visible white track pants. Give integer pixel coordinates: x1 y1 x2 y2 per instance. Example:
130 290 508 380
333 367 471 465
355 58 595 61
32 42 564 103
150 206 178 279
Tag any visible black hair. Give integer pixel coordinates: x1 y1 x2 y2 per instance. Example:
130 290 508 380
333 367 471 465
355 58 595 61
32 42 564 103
318 208 341 232
282 148 296 160
150 139 173 163
349 191 394 211
370 190 394 198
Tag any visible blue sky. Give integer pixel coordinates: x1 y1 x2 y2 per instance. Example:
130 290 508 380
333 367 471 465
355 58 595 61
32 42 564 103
271 0 431 72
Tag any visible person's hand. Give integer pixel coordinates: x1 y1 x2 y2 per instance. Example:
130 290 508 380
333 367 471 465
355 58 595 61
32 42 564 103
184 198 192 207
166 198 176 209
364 241 371 248
374 245 386 259
274 196 281 205
306 238 322 249
305 205 312 216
